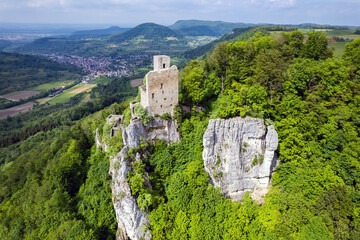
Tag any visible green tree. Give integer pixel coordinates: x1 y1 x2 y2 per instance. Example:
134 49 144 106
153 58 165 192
301 31 332 60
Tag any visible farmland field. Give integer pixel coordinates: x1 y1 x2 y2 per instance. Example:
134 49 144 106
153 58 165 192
37 97 52 105
131 78 143 87
48 83 96 104
29 81 73 91
69 84 96 93
0 102 34 119
48 92 77 104
1 91 40 101
89 77 115 85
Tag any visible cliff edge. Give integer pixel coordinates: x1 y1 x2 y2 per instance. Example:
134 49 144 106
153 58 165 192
108 117 180 240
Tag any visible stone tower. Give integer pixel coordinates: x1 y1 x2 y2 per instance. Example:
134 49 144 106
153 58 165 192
140 55 178 115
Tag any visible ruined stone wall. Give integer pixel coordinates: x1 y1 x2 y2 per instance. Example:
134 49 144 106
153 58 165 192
145 65 178 115
140 85 148 108
154 55 170 71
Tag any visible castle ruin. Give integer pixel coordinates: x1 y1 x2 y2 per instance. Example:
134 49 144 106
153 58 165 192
140 55 178 115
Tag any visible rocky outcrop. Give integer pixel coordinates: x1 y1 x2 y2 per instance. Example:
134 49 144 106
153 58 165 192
110 118 151 240
95 128 108 152
110 117 180 239
146 117 180 143
110 145 151 240
122 117 180 147
203 117 278 201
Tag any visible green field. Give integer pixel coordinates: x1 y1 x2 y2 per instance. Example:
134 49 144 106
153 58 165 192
28 80 73 91
329 42 347 58
325 29 359 39
298 28 332 33
47 83 95 104
90 77 115 85
48 92 77 104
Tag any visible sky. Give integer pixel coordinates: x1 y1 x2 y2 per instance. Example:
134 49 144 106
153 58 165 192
0 0 359 27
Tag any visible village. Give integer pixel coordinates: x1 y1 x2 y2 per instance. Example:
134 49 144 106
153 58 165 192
41 53 152 82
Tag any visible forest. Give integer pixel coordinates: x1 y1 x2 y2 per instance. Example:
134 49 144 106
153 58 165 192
0 51 81 95
0 28 360 239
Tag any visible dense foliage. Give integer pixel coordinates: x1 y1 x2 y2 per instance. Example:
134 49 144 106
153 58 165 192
0 51 81 94
180 26 297 61
1 28 360 240
125 31 360 239
0 102 131 239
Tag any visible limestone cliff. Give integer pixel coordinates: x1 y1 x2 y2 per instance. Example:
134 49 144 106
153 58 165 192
202 117 278 202
109 117 180 240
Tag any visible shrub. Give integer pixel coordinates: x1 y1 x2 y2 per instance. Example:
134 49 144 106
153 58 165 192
160 113 171 120
134 104 151 126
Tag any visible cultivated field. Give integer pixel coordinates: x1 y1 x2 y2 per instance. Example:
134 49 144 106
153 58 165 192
37 97 52 105
0 102 34 119
69 84 96 93
90 77 115 85
1 91 40 101
29 81 73 91
131 78 143 87
48 83 96 104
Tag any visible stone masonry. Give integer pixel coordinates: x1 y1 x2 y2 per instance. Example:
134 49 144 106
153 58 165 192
140 55 178 115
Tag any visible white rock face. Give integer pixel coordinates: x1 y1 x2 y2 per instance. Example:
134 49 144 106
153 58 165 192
203 117 278 201
110 117 180 239
110 145 151 240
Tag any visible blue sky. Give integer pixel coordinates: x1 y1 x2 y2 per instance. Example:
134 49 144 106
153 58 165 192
0 0 359 27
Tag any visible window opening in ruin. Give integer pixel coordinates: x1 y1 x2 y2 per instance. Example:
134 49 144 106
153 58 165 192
160 83 163 89
164 98 167 100
163 63 166 68
152 93 154 99
170 104 172 106
160 105 162 108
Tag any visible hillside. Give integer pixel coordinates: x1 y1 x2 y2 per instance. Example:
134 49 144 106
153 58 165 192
170 20 255 35
1 27 360 239
16 23 191 57
69 26 130 39
109 23 182 42
176 25 221 36
180 26 298 60
0 51 80 95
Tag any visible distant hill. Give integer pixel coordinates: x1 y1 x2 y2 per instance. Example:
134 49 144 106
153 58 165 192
16 23 191 57
181 27 254 59
177 25 220 36
70 26 130 39
109 23 183 42
107 23 189 55
170 20 255 35
180 25 298 60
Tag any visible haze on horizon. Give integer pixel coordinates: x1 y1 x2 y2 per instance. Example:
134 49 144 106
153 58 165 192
0 0 359 27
